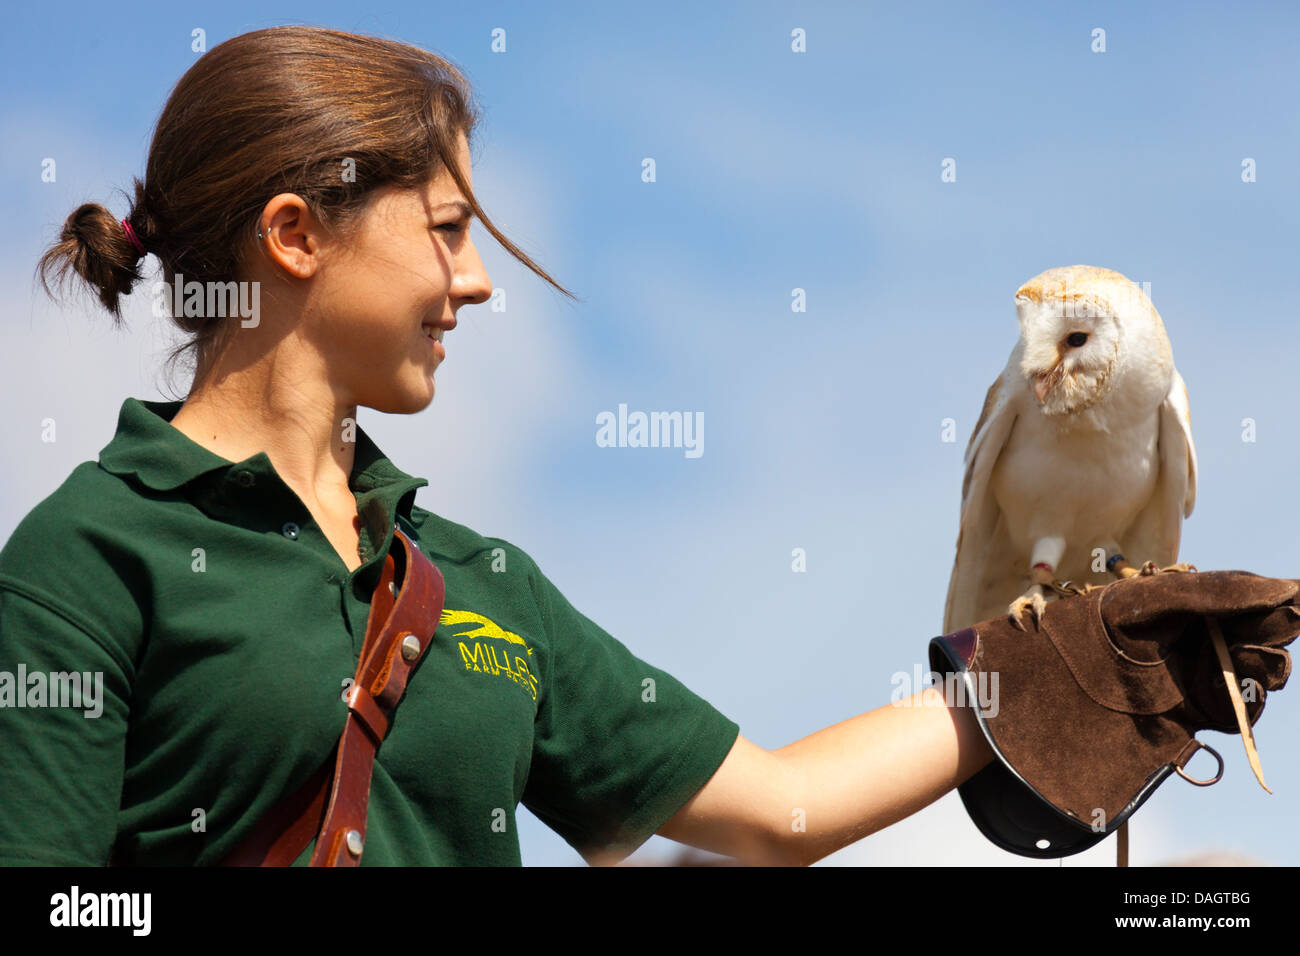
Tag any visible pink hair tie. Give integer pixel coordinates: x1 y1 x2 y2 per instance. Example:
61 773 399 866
121 218 147 257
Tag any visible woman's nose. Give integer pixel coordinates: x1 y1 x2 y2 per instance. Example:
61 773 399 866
455 241 493 306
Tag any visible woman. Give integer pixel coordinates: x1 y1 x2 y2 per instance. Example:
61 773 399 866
0 24 996 867
13 25 1277 869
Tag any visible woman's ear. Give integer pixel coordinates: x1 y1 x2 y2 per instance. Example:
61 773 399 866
257 194 322 279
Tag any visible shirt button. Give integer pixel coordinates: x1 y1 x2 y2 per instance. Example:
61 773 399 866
235 470 255 487
281 521 300 540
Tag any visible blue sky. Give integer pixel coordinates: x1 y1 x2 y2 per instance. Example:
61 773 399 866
2 1 1298 866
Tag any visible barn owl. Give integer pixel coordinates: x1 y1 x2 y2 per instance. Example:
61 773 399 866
943 265 1197 633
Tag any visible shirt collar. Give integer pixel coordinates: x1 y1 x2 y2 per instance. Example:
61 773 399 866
97 397 428 521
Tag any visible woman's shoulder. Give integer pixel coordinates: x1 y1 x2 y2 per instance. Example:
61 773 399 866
406 504 542 573
1 458 134 563
404 504 559 620
0 459 149 660
3 449 160 540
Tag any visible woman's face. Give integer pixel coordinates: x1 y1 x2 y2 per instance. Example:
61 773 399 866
292 131 493 415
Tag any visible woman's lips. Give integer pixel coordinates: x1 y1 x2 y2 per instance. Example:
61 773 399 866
422 325 446 360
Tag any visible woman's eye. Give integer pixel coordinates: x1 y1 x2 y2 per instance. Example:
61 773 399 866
1066 332 1088 347
435 222 467 236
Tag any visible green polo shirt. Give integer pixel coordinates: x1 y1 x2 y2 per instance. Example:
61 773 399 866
0 397 740 866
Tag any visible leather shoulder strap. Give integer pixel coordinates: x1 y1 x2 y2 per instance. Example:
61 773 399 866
220 527 445 866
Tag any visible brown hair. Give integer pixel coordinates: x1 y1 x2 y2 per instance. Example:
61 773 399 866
36 25 576 391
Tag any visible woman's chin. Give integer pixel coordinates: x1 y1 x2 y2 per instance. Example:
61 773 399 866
364 378 437 415
403 383 437 414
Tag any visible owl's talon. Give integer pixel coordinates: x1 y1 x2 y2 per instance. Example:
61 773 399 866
1007 588 1048 631
1136 560 1197 576
1059 579 1102 596
1051 579 1092 597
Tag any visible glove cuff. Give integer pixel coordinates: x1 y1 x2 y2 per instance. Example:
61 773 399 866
930 617 1216 858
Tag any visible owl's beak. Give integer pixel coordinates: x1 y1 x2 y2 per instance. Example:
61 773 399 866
1033 362 1064 404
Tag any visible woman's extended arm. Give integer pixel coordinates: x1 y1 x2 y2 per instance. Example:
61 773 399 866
655 687 994 866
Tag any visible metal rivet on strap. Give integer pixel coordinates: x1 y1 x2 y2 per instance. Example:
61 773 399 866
345 829 364 857
400 634 421 661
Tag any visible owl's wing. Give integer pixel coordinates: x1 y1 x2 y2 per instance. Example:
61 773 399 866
1121 368 1197 567
943 371 1020 633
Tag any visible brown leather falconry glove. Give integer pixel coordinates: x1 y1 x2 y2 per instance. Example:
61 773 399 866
929 568 1299 858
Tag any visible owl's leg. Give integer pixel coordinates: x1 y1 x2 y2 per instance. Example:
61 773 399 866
1107 554 1141 579
1008 537 1066 631
1098 543 1141 579
1104 547 1196 579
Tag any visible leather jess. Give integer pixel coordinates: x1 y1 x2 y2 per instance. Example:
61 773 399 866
220 527 446 866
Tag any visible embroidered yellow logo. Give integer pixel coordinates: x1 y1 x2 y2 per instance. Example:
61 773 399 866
440 609 538 702
439 609 532 655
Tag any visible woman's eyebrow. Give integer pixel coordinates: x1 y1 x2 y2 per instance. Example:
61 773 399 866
432 200 474 219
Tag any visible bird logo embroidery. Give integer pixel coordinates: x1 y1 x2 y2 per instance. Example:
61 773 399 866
439 608 533 656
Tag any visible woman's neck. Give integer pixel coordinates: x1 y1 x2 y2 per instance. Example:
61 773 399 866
170 358 359 504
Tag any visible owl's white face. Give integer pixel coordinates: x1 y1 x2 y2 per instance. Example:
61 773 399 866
1015 295 1121 417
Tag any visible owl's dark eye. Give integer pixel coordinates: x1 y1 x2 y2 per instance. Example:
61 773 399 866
1066 332 1088 347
